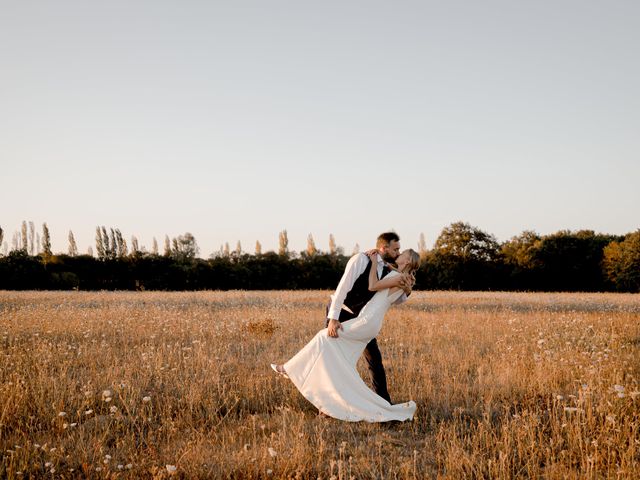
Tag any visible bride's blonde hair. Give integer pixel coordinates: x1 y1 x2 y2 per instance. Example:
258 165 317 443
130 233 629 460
400 249 421 275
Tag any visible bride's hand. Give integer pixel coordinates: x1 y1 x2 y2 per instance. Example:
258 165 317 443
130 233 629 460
364 249 378 258
400 272 415 295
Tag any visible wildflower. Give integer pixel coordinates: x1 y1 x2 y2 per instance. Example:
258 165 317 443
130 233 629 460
102 389 112 398
613 385 624 393
126 464 133 469
117 465 124 470
268 447 277 457
266 469 273 475
143 396 151 403
58 412 66 417
166 465 177 475
84 410 93 415
110 406 118 414
564 407 579 413
45 462 53 468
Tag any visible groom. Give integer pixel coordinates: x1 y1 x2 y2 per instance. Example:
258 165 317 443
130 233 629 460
326 232 408 403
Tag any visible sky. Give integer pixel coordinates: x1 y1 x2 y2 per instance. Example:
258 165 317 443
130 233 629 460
1 0 638 257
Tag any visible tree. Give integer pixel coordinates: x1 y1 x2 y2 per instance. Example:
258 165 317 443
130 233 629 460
278 230 289 256
502 231 541 269
307 234 317 256
223 242 230 257
329 234 337 255
418 232 428 259
131 236 140 255
164 235 171 257
152 237 158 255
603 230 640 292
171 232 199 261
255 240 262 255
28 221 35 255
352 243 360 255
532 230 617 291
428 222 502 290
21 221 28 253
87 246 94 257
235 241 242 257
0 226 3 256
42 223 52 257
434 221 500 262
95 227 105 259
68 231 78 256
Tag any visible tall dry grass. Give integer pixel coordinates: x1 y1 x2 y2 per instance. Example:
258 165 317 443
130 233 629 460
1 290 639 479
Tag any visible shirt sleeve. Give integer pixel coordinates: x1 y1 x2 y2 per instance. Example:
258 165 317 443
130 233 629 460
327 253 369 320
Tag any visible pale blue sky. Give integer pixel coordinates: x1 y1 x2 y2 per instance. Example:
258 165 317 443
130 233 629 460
1 1 638 256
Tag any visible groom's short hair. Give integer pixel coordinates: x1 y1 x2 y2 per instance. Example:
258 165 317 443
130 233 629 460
377 232 400 248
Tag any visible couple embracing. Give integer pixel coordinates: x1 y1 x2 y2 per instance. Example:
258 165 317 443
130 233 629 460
271 232 420 422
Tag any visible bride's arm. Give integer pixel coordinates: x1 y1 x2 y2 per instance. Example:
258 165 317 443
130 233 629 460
367 255 407 292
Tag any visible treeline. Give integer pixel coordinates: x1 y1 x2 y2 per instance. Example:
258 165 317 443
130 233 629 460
0 222 638 292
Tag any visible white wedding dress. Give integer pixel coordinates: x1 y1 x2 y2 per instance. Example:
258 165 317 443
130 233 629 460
283 271 416 422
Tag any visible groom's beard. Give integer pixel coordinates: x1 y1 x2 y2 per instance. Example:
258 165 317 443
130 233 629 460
381 253 397 264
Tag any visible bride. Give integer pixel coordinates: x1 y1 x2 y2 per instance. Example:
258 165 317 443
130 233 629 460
271 249 420 422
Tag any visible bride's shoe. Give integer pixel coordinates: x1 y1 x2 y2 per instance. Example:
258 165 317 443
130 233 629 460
270 363 288 378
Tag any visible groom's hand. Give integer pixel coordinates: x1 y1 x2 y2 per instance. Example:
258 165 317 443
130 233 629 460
327 318 342 338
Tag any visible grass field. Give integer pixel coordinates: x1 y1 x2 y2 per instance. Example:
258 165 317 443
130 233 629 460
1 290 639 479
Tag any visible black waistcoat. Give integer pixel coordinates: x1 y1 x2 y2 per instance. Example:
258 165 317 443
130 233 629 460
343 258 379 317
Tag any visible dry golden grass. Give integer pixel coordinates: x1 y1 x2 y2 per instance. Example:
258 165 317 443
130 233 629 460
1 290 639 479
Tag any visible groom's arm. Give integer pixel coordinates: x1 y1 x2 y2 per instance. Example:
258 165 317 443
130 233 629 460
327 253 369 321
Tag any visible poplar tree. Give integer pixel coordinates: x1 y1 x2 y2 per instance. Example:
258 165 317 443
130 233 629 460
307 233 317 256
152 237 158 255
28 221 35 255
21 221 28 253
329 234 337 255
68 230 78 256
87 246 93 257
101 227 111 258
164 235 171 257
0 226 3 255
278 230 289 256
115 229 128 257
223 242 230 257
352 243 360 255
42 223 52 257
131 236 139 255
235 241 242 256
418 232 428 259
255 240 262 255
95 227 105 259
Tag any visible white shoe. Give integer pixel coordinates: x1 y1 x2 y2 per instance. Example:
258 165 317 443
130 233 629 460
270 363 288 378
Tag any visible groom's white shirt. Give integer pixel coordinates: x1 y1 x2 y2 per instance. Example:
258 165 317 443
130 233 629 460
328 252 407 321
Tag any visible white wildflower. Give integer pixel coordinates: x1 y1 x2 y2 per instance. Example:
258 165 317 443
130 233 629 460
166 465 177 475
268 447 277 457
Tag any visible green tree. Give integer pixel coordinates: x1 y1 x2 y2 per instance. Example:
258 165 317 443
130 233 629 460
603 231 640 292
278 230 289 256
306 234 317 256
42 223 52 257
171 232 199 262
21 221 28 253
68 230 78 257
427 222 502 290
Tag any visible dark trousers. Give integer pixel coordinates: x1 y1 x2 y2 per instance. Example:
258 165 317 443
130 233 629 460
325 305 391 403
